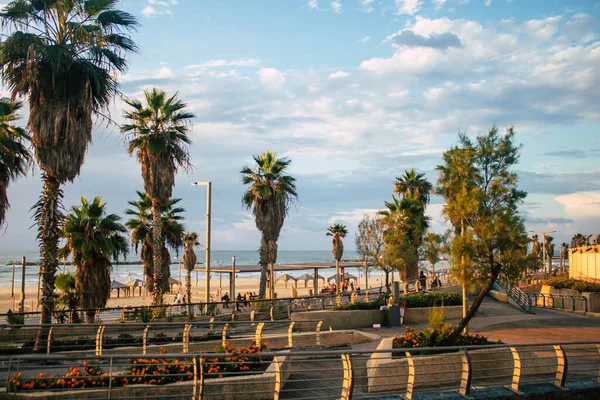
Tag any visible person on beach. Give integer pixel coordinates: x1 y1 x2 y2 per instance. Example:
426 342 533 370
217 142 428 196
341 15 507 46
236 293 243 311
222 292 229 308
419 271 427 291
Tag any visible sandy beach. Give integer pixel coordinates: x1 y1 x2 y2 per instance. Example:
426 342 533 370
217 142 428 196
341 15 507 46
0 274 371 313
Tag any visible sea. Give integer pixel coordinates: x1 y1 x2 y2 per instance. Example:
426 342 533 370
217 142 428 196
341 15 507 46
0 249 385 287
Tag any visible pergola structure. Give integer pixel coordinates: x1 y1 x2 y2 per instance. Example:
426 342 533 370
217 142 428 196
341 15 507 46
126 279 145 296
212 261 362 298
110 279 130 298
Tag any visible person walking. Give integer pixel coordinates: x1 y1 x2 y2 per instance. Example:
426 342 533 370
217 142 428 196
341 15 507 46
418 271 427 292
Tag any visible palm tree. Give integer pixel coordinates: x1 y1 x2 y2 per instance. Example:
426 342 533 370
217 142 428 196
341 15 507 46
122 89 195 306
0 98 30 228
125 191 186 294
0 0 137 346
394 169 433 206
241 150 298 299
60 196 129 323
327 223 348 295
182 232 200 317
54 273 80 323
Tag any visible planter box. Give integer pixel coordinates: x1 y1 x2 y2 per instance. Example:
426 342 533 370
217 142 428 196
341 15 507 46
291 310 384 330
366 338 554 393
538 285 600 312
402 306 463 324
5 353 292 400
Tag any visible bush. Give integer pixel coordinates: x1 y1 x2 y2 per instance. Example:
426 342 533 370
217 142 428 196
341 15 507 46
5 312 25 326
393 325 501 349
139 306 152 323
428 307 447 334
404 292 462 308
334 300 385 311
545 277 600 293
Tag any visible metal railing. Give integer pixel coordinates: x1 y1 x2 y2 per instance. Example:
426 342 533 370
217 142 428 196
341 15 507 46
0 319 325 356
0 290 384 325
527 292 588 313
494 274 532 313
1 341 599 399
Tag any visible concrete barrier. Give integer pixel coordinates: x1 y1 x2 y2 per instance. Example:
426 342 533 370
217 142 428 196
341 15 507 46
489 289 509 303
539 285 600 312
291 309 384 330
402 306 463 324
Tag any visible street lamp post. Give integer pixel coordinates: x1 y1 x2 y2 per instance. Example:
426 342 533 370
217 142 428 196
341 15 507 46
192 182 212 304
530 230 559 272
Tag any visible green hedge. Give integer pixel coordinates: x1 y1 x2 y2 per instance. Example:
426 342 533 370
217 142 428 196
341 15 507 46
393 326 501 349
404 292 462 308
334 300 385 311
544 277 600 293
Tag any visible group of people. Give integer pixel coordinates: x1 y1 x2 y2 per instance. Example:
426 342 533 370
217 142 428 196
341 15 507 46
326 280 361 294
220 291 257 310
418 271 442 291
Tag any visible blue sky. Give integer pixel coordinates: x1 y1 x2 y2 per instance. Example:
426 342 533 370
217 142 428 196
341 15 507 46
2 0 600 252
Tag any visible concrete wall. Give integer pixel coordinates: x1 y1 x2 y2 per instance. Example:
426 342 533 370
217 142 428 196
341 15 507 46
291 309 384 330
539 285 600 313
569 245 600 281
366 338 554 393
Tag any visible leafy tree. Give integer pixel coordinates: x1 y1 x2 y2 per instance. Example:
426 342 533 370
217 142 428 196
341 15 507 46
355 214 385 290
182 232 199 317
0 98 30 228
393 169 432 280
422 232 444 278
435 126 528 343
60 196 129 323
0 0 137 346
241 150 298 299
379 192 430 290
122 89 194 306
54 272 80 323
124 191 185 293
571 233 586 248
327 223 348 294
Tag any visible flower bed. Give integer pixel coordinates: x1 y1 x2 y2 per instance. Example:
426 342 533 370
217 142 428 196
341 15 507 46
8 341 268 392
393 326 501 350
544 277 600 293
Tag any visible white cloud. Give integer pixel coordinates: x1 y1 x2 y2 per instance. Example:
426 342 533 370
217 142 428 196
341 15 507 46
433 0 447 9
308 0 319 10
330 1 342 13
485 0 492 6
257 68 286 90
329 71 350 79
185 59 261 70
155 67 175 79
360 0 375 12
360 36 372 42
555 192 600 217
395 0 421 15
142 0 178 17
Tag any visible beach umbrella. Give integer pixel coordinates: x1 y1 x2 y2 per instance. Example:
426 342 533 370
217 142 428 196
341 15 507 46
275 274 298 289
296 273 312 288
110 279 130 298
168 277 180 293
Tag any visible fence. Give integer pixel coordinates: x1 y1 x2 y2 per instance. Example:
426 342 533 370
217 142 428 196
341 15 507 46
0 341 598 399
0 290 386 325
0 319 325 357
527 292 589 313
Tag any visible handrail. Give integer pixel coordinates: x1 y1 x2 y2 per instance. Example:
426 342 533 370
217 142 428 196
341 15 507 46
494 274 531 313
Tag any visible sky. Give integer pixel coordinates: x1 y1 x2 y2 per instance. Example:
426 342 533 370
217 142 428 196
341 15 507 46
1 0 600 253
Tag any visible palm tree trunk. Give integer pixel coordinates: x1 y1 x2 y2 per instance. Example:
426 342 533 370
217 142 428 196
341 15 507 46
151 201 165 306
34 176 62 352
186 270 192 317
258 236 268 299
335 259 340 295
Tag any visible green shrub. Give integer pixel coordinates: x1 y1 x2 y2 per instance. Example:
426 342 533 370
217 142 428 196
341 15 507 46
5 313 25 326
139 306 152 323
393 325 501 349
428 307 447 334
334 300 385 311
404 292 462 308
545 277 600 293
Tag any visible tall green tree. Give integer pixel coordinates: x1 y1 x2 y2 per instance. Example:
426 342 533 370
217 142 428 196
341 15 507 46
60 196 129 323
125 191 185 294
0 98 30 228
393 169 432 280
436 126 528 343
241 150 298 299
422 232 444 279
355 214 387 291
54 272 80 323
182 232 199 317
122 89 194 306
327 223 348 294
0 0 137 346
379 193 430 291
